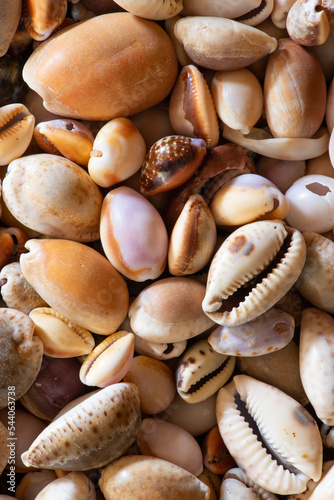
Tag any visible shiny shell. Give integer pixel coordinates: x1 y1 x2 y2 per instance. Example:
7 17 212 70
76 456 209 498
100 186 168 281
202 425 236 475
0 103 35 166
0 0 21 57
128 277 215 343
112 0 183 20
216 375 323 495
168 65 219 148
174 16 277 71
168 194 217 276
208 307 295 357
21 382 141 470
20 239 129 335
23 0 67 41
29 307 95 358
287 0 330 46
220 468 279 500
202 220 306 326
88 117 146 187
2 154 102 242
0 308 43 409
139 135 207 196
99 455 210 500
79 331 135 387
35 472 96 500
176 339 236 403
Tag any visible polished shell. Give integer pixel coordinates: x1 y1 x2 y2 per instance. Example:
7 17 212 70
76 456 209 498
0 103 35 166
221 468 279 500
23 0 67 41
34 471 96 500
0 0 21 56
112 0 183 20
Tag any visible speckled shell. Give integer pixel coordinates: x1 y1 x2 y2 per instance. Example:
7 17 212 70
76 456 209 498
99 455 210 500
176 339 236 403
23 13 178 120
208 307 295 357
35 472 96 500
202 220 306 326
128 277 215 343
216 375 323 495
174 17 277 71
0 103 35 166
21 383 141 471
112 0 183 20
287 0 330 46
20 239 129 335
2 154 102 242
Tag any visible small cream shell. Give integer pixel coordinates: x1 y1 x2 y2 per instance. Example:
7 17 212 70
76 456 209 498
0 103 35 166
111 0 183 20
35 471 96 500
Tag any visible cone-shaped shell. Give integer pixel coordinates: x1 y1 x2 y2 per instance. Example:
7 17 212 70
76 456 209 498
22 13 178 120
20 239 129 335
21 383 141 471
216 375 323 495
202 220 306 326
99 455 210 499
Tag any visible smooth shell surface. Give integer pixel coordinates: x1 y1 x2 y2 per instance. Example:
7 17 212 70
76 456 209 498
35 471 96 500
20 239 129 335
21 383 141 471
2 154 102 241
23 13 178 120
112 0 183 20
0 103 35 166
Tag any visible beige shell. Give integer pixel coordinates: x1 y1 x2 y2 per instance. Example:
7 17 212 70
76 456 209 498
168 194 217 276
211 68 263 135
15 470 58 500
2 154 102 242
202 220 306 326
165 15 193 67
176 339 236 403
21 383 141 471
29 307 95 358
0 421 9 475
174 16 277 71
0 308 43 409
128 277 215 343
169 65 219 148
221 468 279 500
287 460 334 500
287 0 330 46
112 0 183 20
35 472 96 500
134 335 187 360
307 464 334 500
0 0 21 56
216 375 323 495
99 455 210 500
79 331 134 387
23 0 67 41
20 239 129 335
0 103 35 166
271 0 297 28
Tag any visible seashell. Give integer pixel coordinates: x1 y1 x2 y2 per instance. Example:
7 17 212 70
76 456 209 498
209 173 289 227
271 0 297 28
0 308 43 409
256 157 306 193
131 103 175 149
22 0 67 41
220 467 279 499
165 392 218 436
197 467 222 499
176 339 236 404
222 125 330 161
20 238 129 335
168 194 217 276
216 374 323 495
211 68 263 135
202 220 306 326
275 288 305 327
307 464 334 499
326 78 334 133
285 175 334 232
0 421 9 475
169 65 219 148
208 307 295 357
174 17 277 71
34 119 94 167
330 128 334 167
264 38 327 139
21 382 141 470
100 186 168 281
79 331 134 387
16 470 58 500
202 425 236 475
165 15 193 67
100 456 210 499
140 135 207 197
88 117 146 187
111 0 183 20
23 13 178 120
3 154 103 242
287 0 330 46
287 460 334 499
0 0 22 57
237 341 308 405
137 418 203 476
20 356 88 421
0 103 35 166
0 262 48 315
306 152 334 177
29 307 95 358
134 335 187 360
70 2 95 22
123 355 176 414
34 471 96 500
129 277 215 343
299 308 334 425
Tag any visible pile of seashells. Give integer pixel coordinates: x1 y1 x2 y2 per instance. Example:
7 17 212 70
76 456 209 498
1 0 334 498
